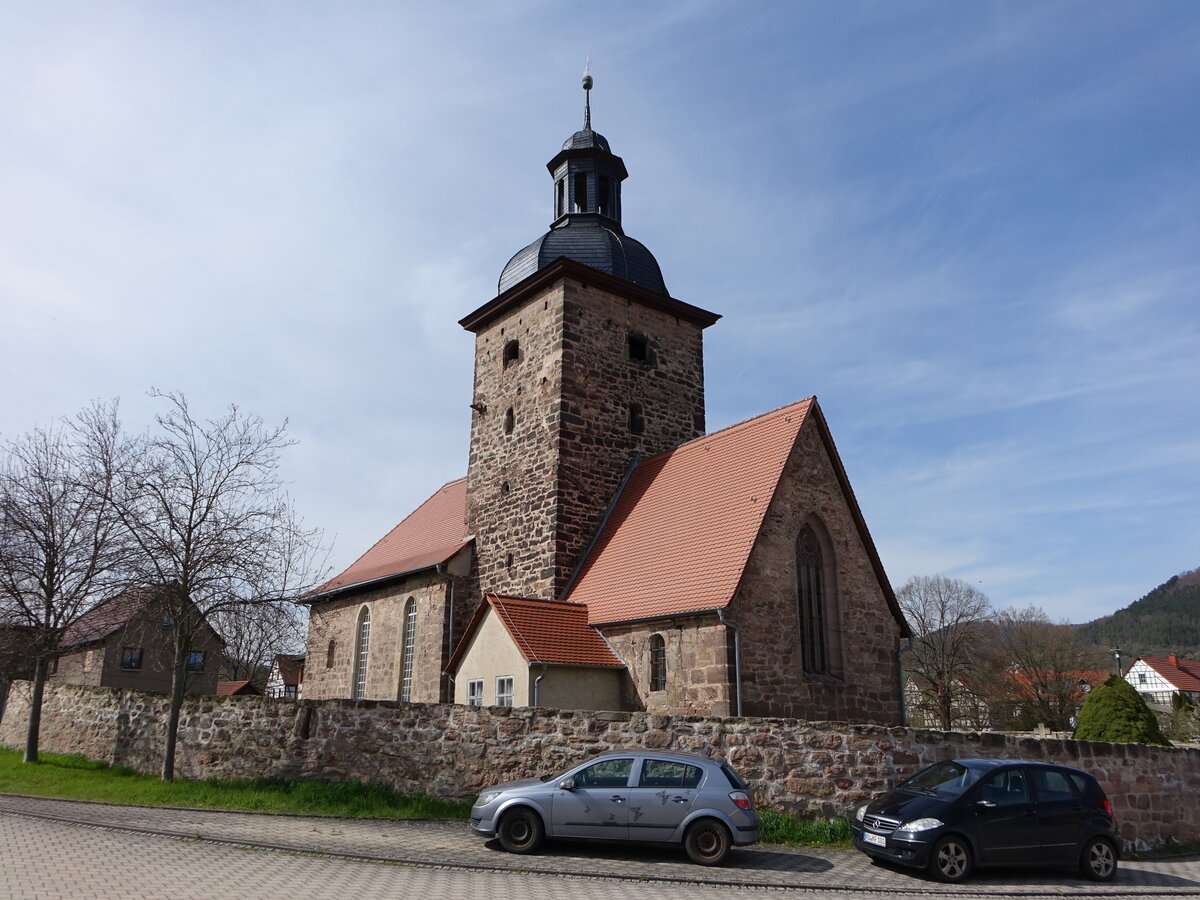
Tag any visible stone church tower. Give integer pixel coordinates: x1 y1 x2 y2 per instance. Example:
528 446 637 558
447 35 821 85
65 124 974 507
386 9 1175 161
460 76 720 601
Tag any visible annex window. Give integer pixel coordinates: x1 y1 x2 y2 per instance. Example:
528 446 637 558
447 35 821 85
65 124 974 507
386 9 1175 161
503 339 520 368
573 171 588 212
121 647 143 670
649 634 666 692
797 523 842 677
504 407 514 434
628 402 645 435
496 676 514 707
185 650 206 673
467 679 484 706
326 639 336 670
352 607 371 700
399 598 417 702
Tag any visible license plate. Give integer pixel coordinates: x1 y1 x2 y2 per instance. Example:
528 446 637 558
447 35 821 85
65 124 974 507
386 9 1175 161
864 832 887 847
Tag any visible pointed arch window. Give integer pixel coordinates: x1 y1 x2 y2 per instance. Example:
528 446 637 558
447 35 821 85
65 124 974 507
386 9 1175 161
400 598 417 702
352 607 371 699
797 525 838 677
649 634 667 692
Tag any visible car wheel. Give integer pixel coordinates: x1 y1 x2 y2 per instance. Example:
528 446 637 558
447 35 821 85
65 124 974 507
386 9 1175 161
496 807 544 854
1079 836 1118 882
928 835 972 883
684 818 731 866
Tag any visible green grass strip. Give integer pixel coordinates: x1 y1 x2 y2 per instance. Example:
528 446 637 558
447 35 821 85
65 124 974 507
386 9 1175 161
757 808 853 848
0 747 472 819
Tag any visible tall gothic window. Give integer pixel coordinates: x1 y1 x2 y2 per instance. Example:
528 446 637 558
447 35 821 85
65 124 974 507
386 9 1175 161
352 607 371 699
797 526 829 675
649 634 667 692
400 598 417 702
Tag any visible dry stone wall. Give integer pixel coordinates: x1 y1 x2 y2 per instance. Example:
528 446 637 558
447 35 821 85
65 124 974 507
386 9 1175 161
3 681 1197 850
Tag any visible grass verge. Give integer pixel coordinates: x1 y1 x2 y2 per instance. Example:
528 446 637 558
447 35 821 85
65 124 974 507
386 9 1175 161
0 746 472 819
758 808 853 848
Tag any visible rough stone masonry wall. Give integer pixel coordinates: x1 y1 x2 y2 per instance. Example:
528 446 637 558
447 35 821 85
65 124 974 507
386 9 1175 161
3 682 1197 849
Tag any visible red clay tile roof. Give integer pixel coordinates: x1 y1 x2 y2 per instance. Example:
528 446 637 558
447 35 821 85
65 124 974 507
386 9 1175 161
274 653 305 686
447 593 622 672
568 399 813 625
1140 656 1200 692
311 478 470 597
215 680 261 696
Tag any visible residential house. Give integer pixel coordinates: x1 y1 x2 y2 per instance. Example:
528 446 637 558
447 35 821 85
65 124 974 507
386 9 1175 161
1125 655 1200 707
266 653 304 699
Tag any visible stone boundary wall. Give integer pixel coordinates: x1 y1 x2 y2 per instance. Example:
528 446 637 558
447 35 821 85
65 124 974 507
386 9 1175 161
2 681 1197 849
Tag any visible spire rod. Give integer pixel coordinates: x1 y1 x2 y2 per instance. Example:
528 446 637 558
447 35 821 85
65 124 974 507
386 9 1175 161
582 61 593 130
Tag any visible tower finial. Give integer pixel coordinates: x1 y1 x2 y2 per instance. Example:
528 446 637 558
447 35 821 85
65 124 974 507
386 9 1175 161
582 58 592 130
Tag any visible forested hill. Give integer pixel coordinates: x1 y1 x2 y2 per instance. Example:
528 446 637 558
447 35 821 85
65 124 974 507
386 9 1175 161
1075 569 1200 661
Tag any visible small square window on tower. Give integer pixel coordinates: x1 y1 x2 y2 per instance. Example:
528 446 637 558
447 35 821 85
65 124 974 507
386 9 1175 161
628 333 648 362
503 339 520 368
628 402 645 435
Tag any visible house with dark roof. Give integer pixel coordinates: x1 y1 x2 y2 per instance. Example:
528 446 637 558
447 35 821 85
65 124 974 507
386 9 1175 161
1125 654 1200 707
50 588 223 695
302 77 911 722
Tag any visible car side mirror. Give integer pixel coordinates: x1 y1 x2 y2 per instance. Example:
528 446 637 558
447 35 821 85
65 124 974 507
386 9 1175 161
977 799 996 808
558 777 576 791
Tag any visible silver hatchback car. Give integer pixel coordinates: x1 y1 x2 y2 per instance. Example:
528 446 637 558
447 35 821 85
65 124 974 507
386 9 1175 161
470 749 760 865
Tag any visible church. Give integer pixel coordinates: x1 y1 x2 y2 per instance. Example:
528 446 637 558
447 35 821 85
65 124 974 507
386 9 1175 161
301 77 910 723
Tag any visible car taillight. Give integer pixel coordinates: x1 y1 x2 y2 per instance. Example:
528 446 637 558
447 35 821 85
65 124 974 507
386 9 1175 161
1102 797 1112 815
730 791 752 810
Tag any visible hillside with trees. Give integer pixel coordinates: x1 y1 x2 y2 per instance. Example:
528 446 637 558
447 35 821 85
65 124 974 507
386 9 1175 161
1075 569 1200 662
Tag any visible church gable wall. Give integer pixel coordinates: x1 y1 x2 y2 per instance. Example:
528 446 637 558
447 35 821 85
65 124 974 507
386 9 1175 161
730 417 903 723
602 614 732 715
303 571 453 703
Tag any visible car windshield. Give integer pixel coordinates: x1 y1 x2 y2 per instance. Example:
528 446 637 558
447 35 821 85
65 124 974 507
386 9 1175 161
897 761 978 798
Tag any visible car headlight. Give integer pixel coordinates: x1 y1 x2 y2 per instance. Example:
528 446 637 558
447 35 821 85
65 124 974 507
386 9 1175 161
476 790 503 806
899 817 944 832
855 804 868 822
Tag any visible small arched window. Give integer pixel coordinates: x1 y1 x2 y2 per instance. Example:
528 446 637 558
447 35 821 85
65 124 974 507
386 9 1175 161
504 407 515 434
399 598 417 702
503 339 520 368
649 634 666 692
352 607 371 699
326 639 336 670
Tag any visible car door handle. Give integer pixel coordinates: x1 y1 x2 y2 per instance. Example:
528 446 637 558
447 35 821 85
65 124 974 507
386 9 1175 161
610 795 625 803
672 797 689 803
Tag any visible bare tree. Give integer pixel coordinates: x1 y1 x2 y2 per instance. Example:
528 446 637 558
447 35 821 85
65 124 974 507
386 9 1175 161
211 600 307 686
0 401 132 761
114 391 325 780
898 575 993 730
987 605 1106 731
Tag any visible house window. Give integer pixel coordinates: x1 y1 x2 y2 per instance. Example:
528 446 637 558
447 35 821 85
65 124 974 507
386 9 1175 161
628 402 645 435
400 598 417 702
352 607 371 699
797 524 833 676
496 676 514 707
1138 673 1147 684
326 639 336 670
121 647 143 670
503 339 520 368
162 610 174 628
649 634 666 692
467 679 484 706
186 651 206 673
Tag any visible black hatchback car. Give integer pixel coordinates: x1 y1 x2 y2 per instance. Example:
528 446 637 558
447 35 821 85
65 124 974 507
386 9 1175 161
852 759 1119 883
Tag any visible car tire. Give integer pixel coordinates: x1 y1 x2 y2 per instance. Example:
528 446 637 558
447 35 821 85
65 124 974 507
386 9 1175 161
684 818 731 866
1079 836 1118 882
496 807 544 854
928 835 972 883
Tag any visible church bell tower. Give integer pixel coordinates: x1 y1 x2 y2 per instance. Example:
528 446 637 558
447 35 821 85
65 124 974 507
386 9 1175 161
460 74 721 601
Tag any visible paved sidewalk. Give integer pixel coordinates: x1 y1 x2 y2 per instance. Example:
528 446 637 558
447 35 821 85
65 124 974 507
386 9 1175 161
3 793 1199 897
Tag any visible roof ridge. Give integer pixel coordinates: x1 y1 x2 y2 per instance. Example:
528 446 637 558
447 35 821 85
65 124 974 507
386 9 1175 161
638 396 815 466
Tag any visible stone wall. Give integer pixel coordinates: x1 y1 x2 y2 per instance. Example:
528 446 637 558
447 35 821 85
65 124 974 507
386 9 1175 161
3 681 1197 850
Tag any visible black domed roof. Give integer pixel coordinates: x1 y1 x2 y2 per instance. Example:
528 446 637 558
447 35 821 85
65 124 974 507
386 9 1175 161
562 128 611 153
499 221 667 295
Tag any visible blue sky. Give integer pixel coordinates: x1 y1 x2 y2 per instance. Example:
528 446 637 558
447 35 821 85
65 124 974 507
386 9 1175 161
2 2 1196 625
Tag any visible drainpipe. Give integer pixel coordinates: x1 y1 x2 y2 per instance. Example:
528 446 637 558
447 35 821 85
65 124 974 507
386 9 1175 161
532 663 548 708
437 563 456 701
717 608 742 717
897 639 912 727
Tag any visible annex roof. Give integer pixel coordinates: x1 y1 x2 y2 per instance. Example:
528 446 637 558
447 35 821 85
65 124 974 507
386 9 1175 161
310 478 470 599
568 399 813 625
1138 656 1200 692
447 593 622 673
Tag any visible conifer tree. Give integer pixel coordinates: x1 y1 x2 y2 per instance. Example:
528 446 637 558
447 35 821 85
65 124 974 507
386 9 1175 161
1073 675 1170 746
